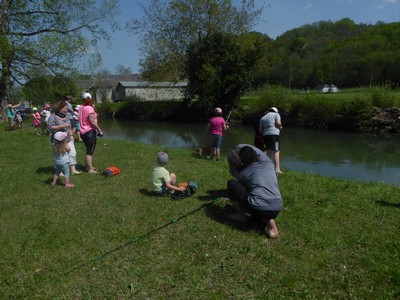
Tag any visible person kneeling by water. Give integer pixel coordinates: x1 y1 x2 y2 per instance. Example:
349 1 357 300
227 144 283 238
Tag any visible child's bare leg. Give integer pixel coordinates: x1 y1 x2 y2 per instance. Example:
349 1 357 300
169 173 177 185
267 219 279 238
274 151 282 173
216 148 221 160
52 175 58 186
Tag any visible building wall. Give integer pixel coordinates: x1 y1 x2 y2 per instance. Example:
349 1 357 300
120 87 184 101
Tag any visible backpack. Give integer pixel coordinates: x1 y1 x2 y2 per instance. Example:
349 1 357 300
102 166 121 177
172 180 199 199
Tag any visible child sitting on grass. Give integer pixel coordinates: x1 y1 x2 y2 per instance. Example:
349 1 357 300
51 131 74 188
151 152 185 195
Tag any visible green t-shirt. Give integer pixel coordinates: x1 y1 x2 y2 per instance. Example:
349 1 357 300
151 166 170 192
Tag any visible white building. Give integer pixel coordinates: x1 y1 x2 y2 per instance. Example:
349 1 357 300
114 81 187 102
75 75 187 103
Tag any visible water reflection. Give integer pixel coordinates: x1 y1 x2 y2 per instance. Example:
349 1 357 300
101 119 400 186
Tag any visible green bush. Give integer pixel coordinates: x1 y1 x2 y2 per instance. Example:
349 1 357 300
237 85 399 131
369 83 397 107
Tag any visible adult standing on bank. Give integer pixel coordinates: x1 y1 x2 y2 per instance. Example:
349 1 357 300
79 92 103 173
47 101 81 175
6 102 21 130
259 107 283 174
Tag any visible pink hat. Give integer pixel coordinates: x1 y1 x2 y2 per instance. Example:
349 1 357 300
54 131 67 141
214 107 222 114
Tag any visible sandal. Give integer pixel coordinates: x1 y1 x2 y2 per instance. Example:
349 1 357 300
65 184 74 188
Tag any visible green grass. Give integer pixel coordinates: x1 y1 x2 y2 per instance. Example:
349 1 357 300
1 126 399 298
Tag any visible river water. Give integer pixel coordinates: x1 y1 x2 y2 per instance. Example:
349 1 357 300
100 119 400 186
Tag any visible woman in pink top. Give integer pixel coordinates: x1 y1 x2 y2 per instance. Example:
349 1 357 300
79 92 104 173
207 107 227 161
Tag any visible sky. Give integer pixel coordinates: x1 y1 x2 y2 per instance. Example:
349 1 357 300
82 0 400 74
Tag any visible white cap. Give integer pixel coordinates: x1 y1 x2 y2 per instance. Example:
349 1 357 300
214 107 222 114
82 92 92 99
270 107 278 113
54 131 67 141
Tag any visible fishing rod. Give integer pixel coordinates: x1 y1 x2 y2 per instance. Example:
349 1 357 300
62 197 224 276
225 109 233 127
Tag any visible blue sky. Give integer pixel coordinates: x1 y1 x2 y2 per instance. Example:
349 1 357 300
84 0 400 74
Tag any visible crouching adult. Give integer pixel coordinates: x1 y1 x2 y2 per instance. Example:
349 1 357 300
227 144 283 238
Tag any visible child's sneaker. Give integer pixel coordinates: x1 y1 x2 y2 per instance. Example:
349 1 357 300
65 184 74 188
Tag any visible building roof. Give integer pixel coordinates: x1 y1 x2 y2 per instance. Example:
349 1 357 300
117 81 188 88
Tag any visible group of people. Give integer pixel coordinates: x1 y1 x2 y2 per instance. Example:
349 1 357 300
49 93 104 188
152 106 283 239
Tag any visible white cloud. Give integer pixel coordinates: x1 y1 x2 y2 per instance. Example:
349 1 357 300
303 3 312 10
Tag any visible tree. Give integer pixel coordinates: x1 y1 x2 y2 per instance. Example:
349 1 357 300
128 0 264 81
114 64 133 76
0 0 119 109
184 32 249 111
23 75 78 106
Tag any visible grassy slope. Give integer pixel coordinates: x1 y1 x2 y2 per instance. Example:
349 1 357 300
0 127 399 299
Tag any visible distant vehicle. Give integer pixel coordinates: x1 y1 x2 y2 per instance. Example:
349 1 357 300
313 84 340 93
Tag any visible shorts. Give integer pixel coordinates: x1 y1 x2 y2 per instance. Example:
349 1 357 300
55 163 70 178
157 180 173 195
212 134 223 149
263 135 280 152
81 130 97 156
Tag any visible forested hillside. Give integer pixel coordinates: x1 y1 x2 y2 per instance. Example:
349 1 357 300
259 18 400 89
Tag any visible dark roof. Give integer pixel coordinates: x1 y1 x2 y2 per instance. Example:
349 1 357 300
75 74 144 89
117 81 187 88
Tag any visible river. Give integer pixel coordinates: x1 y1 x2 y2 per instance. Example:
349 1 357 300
100 119 400 186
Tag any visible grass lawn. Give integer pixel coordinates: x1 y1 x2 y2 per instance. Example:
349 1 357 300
1 126 399 298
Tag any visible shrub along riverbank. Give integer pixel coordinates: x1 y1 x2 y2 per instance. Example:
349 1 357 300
1 128 399 298
98 85 400 134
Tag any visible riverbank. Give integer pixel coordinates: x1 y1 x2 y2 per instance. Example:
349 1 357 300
1 128 399 298
98 85 400 134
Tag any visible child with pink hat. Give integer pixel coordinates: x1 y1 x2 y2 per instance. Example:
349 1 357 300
51 131 74 188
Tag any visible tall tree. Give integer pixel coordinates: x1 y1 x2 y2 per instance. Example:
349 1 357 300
184 32 249 111
128 0 264 81
0 0 119 108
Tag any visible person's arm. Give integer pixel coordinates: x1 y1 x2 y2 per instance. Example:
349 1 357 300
275 117 282 130
48 116 70 132
165 181 186 192
89 113 103 136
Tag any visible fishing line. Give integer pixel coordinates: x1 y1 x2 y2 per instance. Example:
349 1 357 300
62 197 223 276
